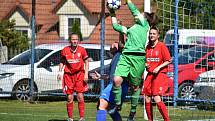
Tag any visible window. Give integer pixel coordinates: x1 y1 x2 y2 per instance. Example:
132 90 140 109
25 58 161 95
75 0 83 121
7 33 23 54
17 30 28 37
164 33 179 44
6 49 52 65
86 49 112 61
186 36 215 45
208 53 215 62
39 50 61 68
178 46 211 65
68 18 81 34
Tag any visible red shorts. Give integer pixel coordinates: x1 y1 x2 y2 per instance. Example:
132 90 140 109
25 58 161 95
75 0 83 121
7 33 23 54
142 72 168 96
63 72 88 94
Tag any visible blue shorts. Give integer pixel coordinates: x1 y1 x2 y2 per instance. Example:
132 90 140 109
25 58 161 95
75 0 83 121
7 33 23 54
100 80 129 104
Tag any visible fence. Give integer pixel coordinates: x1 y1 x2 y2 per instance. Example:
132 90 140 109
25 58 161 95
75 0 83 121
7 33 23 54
0 47 27 63
0 0 215 120
0 46 7 63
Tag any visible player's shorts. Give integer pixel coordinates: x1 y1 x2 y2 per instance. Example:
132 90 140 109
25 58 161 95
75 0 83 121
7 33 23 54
114 54 145 86
142 72 169 96
100 81 129 104
63 72 88 94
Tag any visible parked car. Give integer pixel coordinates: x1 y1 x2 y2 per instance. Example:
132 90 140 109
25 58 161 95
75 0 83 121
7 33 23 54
0 43 112 101
164 29 215 46
194 69 215 100
166 45 215 99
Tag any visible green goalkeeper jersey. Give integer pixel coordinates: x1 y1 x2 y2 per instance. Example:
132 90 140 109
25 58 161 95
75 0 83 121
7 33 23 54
112 2 149 54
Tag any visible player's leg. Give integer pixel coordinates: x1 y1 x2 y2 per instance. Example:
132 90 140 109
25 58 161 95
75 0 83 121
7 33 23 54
127 87 141 121
96 98 108 121
142 74 154 121
96 87 109 121
112 76 123 106
96 83 122 121
67 94 74 121
145 95 153 121
113 54 130 107
64 74 75 121
153 73 170 121
96 99 122 121
96 83 112 121
109 81 129 121
108 104 122 121
77 92 85 121
154 96 170 121
111 76 123 116
121 80 138 121
75 76 88 121
126 56 145 121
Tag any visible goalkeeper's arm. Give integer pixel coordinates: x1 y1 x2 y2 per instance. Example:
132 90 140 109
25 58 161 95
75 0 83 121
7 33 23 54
111 17 127 34
108 8 127 34
125 0 140 16
126 0 148 26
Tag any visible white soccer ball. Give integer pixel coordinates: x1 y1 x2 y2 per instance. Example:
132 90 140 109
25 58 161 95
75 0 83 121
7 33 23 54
107 0 121 10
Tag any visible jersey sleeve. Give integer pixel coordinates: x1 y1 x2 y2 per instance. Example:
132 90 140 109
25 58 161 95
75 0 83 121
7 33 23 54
127 1 148 26
81 47 88 60
112 17 127 34
161 44 171 62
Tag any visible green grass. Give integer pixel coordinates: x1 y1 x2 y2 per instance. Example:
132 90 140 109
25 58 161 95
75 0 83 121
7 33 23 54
0 99 215 121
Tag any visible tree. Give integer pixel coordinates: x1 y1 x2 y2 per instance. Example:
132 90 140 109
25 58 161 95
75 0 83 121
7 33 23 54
70 20 83 41
150 0 215 39
0 19 29 49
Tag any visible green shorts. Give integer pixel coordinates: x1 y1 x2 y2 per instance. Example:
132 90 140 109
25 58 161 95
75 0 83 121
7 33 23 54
114 54 145 86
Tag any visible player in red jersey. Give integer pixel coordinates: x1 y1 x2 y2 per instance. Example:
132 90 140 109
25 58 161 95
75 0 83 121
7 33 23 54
57 33 89 121
142 26 172 121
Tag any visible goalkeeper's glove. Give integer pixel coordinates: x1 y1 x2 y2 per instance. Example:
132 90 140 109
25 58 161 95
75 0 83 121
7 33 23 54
110 12 116 17
108 7 116 17
125 0 131 4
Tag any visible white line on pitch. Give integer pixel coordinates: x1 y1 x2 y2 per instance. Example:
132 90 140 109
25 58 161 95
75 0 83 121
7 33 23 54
187 119 215 121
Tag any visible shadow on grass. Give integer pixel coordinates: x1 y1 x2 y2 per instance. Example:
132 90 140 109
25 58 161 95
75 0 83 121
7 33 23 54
48 119 66 121
48 119 79 121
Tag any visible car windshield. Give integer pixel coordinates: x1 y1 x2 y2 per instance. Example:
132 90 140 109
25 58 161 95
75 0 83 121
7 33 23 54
5 49 53 65
178 46 214 64
86 49 112 61
166 44 195 57
164 33 175 44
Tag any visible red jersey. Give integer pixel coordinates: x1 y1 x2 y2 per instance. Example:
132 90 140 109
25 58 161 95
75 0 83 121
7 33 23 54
61 45 88 74
146 41 171 73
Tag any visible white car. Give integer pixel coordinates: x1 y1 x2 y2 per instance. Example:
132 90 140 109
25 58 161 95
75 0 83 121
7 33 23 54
194 69 215 100
0 43 112 101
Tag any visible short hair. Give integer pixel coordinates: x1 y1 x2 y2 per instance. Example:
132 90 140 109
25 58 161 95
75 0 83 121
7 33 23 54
68 33 80 41
150 26 160 34
144 12 159 27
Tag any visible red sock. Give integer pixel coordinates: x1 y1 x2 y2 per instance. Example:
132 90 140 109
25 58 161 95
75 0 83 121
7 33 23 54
145 102 153 121
78 101 85 118
66 102 73 118
157 101 170 121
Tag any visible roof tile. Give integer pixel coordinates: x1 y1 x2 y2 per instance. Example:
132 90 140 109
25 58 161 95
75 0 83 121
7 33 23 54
0 0 144 45
0 0 60 44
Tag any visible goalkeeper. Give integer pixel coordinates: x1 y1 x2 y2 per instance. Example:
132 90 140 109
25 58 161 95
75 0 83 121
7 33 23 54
109 0 159 113
92 37 139 121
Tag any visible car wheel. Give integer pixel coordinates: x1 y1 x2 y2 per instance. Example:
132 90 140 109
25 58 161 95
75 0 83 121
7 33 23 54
178 82 196 105
12 79 38 101
178 82 196 100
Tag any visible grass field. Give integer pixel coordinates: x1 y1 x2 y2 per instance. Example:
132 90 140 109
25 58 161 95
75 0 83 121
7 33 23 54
0 99 215 121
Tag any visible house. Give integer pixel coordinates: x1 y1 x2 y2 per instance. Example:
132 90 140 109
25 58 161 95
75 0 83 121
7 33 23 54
0 0 145 45
0 0 61 45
